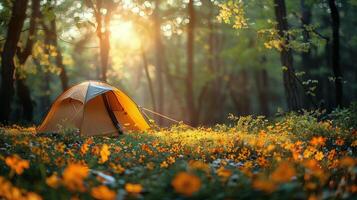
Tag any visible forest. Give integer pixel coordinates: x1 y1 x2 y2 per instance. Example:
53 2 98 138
0 0 356 199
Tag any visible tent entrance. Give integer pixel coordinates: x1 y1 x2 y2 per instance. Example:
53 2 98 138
102 93 123 135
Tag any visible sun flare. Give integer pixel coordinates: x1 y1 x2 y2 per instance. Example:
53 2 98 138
110 20 141 49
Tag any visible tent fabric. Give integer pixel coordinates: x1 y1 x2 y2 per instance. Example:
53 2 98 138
37 81 150 136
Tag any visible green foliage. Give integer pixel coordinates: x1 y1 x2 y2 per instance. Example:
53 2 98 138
329 102 357 130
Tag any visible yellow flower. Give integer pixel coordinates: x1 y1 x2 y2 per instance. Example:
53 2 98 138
109 163 125 174
172 172 201 196
91 185 116 200
314 151 324 161
81 143 89 155
125 183 143 194
99 144 110 163
216 167 232 181
160 161 169 168
5 154 30 175
46 173 61 188
271 161 296 183
62 163 89 192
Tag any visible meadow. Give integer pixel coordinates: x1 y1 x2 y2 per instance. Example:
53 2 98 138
0 105 356 200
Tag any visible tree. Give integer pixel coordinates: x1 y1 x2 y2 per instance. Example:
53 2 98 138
0 0 29 123
88 0 116 82
328 0 343 107
15 0 40 122
273 0 301 110
186 0 199 126
152 6 165 125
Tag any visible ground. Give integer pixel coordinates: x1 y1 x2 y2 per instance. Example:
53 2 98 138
0 110 356 200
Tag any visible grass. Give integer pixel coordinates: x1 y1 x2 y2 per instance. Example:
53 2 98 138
0 108 356 200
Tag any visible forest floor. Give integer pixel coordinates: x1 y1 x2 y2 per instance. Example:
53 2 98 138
0 108 357 200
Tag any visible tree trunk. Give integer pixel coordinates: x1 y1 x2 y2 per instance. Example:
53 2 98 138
229 70 251 116
0 0 29 123
186 0 199 126
15 0 40 122
255 68 270 116
328 0 343 107
93 0 111 82
140 45 156 111
152 8 165 125
273 0 301 111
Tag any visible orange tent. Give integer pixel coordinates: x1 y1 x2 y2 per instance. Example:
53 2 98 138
37 81 150 136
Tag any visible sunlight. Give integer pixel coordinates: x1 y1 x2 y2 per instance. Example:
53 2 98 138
110 20 141 49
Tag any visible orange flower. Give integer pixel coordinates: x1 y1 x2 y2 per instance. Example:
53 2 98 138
91 185 116 200
99 144 110 163
172 172 201 196
62 163 89 192
81 143 89 155
125 183 143 194
46 173 61 188
310 136 326 146
216 167 232 181
271 161 296 183
5 154 30 175
339 157 356 167
252 178 277 193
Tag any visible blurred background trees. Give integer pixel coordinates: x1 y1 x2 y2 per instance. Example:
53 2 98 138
0 0 356 126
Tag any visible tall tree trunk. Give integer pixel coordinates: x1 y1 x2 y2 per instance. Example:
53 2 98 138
273 0 301 111
255 68 270 116
93 0 111 82
152 8 165 125
186 0 198 126
15 0 40 122
229 70 251 116
328 0 343 107
0 0 29 123
300 0 312 72
140 45 156 111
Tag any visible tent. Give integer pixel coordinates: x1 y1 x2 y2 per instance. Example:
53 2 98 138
37 81 150 136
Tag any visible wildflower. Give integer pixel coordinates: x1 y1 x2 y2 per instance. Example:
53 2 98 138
271 161 296 183
5 154 30 175
81 143 89 155
314 151 324 161
99 144 110 163
46 173 61 188
216 167 232 181
188 160 209 173
172 172 201 196
339 157 356 168
109 163 125 174
91 185 116 200
335 138 344 146
25 192 43 200
252 178 277 193
62 163 89 192
160 161 169 168
146 162 155 170
310 136 326 146
125 183 143 194
55 143 66 153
